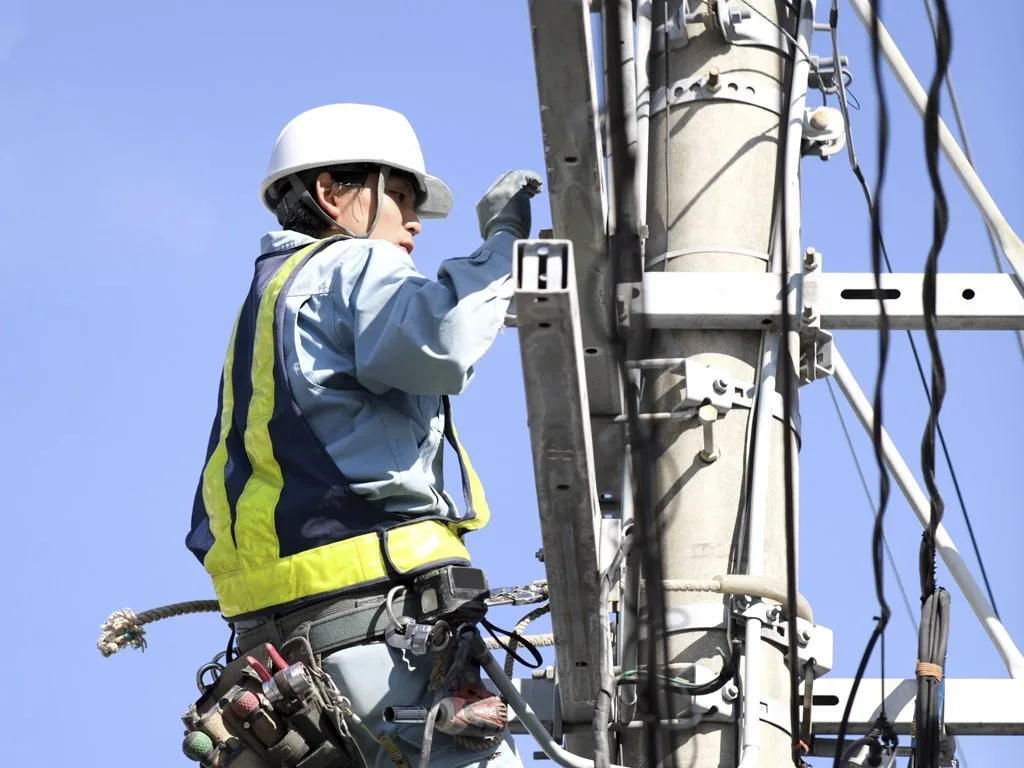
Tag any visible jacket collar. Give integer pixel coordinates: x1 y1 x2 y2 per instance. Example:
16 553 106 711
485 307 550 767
259 229 319 256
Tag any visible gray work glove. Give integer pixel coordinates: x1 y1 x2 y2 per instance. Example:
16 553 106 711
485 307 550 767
475 170 543 240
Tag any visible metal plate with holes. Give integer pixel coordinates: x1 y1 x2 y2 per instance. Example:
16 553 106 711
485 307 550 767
513 238 603 725
627 271 1024 331
651 73 783 117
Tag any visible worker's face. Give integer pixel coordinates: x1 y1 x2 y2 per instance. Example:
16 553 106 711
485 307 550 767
317 170 422 254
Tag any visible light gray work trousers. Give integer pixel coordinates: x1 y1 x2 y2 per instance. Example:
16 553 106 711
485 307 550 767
321 640 524 768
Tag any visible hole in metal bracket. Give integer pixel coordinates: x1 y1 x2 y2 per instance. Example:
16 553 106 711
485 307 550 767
761 318 772 325
962 288 976 300
535 297 549 303
539 322 551 329
841 288 901 300
564 155 579 165
585 347 600 355
556 484 570 490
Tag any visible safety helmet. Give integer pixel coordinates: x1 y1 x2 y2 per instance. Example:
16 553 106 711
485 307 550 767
259 103 452 220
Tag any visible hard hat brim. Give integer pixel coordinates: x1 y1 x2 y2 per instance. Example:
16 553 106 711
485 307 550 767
417 174 453 219
260 164 452 220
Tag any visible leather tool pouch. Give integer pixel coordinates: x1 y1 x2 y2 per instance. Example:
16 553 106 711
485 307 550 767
181 634 362 768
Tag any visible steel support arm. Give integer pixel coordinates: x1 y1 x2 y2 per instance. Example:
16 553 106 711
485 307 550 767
513 239 604 724
807 677 1024 736
526 0 617 417
501 675 1024 736
831 348 1024 678
625 271 1024 330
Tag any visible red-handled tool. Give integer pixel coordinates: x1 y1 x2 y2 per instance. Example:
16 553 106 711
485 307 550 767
245 655 272 683
264 642 289 672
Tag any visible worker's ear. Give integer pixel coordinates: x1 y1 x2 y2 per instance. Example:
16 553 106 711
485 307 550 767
315 172 343 220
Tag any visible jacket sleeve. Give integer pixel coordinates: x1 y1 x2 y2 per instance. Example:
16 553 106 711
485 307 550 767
345 231 517 395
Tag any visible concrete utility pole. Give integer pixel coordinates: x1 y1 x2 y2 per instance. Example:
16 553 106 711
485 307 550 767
618 2 805 766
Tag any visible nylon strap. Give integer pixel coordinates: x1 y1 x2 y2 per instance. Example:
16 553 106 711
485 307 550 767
442 395 490 531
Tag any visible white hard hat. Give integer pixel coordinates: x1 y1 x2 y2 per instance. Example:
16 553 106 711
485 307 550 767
259 103 452 219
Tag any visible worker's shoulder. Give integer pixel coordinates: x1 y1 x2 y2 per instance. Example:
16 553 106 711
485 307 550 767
290 238 408 295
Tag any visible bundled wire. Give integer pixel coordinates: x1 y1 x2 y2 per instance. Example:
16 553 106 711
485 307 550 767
909 588 951 768
601 2 673 766
912 3 954 765
830 0 893 763
918 0 952 605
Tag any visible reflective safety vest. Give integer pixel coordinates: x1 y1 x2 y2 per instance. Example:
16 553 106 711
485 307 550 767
188 237 490 619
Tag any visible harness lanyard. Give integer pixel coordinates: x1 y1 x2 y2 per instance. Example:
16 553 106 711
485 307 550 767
441 396 490 529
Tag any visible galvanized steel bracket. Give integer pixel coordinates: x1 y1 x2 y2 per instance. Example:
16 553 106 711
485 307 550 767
800 247 835 384
737 599 834 678
713 0 793 56
650 0 704 53
650 71 783 118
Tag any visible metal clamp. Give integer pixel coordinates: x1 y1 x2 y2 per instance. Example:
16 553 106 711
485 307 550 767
487 580 549 608
800 247 835 384
808 54 854 95
650 0 704 54
384 618 450 656
651 71 783 118
713 0 793 56
736 599 834 677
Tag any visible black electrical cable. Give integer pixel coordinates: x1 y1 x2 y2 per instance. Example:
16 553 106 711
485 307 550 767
827 4 1002 620
913 588 951 768
921 0 1024 367
919 0 952 604
603 2 672 766
830 0 893 763
776 0 804 763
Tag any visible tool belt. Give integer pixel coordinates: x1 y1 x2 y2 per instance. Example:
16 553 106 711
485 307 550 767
234 566 491 659
181 633 363 768
181 566 495 767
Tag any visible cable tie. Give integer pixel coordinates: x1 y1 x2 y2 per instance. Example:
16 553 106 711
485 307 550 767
915 661 943 681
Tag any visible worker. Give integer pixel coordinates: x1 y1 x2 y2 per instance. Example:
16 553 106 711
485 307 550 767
185 103 541 768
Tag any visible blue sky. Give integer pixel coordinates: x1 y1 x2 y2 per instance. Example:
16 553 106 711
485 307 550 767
2 1 1020 766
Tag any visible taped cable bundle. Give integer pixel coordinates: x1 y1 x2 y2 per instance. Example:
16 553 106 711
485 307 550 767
910 588 950 768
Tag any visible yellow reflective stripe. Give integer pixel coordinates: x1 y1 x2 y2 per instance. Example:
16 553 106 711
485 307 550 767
234 246 315 569
212 519 471 618
200 309 242 575
443 399 490 531
386 518 474 572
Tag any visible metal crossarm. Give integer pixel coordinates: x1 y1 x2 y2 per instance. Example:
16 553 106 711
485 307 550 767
512 238 604 724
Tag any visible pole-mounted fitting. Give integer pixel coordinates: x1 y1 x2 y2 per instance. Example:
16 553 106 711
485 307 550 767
698 404 720 463
707 67 722 93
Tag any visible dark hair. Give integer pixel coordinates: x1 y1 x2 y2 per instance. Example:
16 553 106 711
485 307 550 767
268 165 373 237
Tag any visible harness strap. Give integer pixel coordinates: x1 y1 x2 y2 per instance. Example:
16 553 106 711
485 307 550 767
235 587 421 659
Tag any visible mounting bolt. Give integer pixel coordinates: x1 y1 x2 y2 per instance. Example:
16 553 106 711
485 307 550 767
712 378 729 394
803 247 818 269
722 683 740 702
798 628 812 646
802 305 816 323
707 67 722 92
535 547 545 563
766 605 782 622
698 404 720 463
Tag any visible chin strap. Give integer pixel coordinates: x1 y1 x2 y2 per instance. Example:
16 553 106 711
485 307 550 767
282 166 390 239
